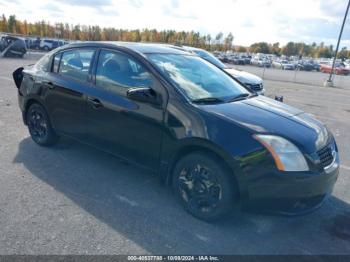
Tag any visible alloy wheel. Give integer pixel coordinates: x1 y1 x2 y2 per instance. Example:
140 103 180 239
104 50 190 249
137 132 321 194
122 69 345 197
178 164 222 214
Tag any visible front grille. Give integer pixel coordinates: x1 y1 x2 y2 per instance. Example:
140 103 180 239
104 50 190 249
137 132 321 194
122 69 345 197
246 83 263 91
317 144 334 168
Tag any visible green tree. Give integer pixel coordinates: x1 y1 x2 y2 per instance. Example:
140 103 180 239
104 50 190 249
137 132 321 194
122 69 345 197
282 42 297 56
72 25 81 40
224 32 234 51
250 42 269 54
338 47 348 60
215 32 223 50
206 34 212 49
0 14 8 32
7 15 16 33
236 46 247 52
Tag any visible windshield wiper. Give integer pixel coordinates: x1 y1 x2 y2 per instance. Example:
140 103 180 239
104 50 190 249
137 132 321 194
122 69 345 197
228 93 251 102
191 97 225 104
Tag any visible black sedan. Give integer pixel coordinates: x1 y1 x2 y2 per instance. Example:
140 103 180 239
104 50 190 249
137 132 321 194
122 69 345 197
297 60 319 71
13 42 339 221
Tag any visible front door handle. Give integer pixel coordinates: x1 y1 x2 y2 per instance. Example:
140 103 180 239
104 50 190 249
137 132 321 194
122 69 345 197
43 80 54 89
87 97 103 109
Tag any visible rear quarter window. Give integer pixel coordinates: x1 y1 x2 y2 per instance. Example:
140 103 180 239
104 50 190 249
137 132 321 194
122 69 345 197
52 53 62 73
34 53 51 72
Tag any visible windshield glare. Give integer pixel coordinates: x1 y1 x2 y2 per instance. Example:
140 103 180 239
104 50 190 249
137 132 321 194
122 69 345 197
147 54 249 101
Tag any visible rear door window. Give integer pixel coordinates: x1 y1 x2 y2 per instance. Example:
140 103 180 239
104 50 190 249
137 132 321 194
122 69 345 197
59 49 95 82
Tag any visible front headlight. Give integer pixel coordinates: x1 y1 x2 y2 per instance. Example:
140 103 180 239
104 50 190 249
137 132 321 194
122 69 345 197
254 135 309 172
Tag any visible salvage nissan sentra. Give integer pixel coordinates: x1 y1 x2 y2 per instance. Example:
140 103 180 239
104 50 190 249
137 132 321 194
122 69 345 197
12 42 339 221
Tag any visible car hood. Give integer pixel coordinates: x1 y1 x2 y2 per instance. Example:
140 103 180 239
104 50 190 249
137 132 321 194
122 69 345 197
199 96 328 154
225 68 262 84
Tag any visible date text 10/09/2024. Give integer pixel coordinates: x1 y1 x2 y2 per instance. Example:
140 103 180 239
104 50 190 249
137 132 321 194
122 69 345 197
127 256 220 261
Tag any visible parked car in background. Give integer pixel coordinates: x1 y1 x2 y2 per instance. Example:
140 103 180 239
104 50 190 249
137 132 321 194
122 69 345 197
272 59 295 70
0 35 27 57
296 60 320 71
251 56 271 67
311 60 321 71
228 55 245 65
39 39 54 51
39 39 63 51
217 54 229 63
296 60 314 71
344 59 350 69
25 37 41 50
51 40 60 50
13 42 339 221
172 45 265 95
320 62 350 75
241 54 252 64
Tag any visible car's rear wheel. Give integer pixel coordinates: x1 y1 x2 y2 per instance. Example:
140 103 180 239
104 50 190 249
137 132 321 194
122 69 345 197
26 103 59 146
172 152 237 221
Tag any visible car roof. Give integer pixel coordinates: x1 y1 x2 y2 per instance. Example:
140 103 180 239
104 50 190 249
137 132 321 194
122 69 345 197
2 35 23 41
170 45 205 53
60 41 189 56
177 45 200 51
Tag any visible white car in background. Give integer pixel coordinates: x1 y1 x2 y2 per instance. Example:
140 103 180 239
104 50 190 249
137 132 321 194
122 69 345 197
39 39 55 51
251 56 271 67
344 59 350 69
171 45 265 95
272 59 296 70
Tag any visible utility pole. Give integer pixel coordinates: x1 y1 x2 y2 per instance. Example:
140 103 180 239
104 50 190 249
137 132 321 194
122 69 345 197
325 0 350 87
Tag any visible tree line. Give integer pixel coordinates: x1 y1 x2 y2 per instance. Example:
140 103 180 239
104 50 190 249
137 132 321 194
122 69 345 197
0 14 349 59
0 14 234 51
247 42 349 60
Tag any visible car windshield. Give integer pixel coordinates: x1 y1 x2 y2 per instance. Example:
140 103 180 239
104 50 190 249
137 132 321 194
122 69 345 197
192 49 227 69
147 54 250 102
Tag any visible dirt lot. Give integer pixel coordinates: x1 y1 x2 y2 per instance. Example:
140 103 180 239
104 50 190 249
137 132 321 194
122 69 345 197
0 56 350 255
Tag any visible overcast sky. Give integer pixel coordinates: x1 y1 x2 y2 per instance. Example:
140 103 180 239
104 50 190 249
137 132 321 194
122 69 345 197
0 0 349 47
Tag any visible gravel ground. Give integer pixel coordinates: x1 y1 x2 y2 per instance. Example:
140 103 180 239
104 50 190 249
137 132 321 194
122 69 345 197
0 56 350 255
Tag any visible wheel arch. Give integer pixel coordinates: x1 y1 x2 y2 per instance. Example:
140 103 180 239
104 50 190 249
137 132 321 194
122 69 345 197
23 98 48 125
164 138 243 198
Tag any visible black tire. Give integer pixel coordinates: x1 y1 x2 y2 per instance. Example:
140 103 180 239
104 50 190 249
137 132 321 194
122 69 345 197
26 103 59 146
172 152 237 221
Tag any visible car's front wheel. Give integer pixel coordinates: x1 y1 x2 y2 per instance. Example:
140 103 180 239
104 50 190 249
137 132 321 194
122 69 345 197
172 152 237 221
26 103 59 146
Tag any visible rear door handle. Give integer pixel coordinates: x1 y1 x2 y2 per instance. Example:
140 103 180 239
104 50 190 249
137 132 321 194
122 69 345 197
28 74 35 81
87 97 103 109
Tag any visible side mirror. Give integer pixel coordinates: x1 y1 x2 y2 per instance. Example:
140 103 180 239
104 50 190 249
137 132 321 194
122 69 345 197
127 87 158 104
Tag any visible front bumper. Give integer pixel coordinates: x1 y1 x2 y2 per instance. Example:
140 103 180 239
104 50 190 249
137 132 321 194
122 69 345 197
241 158 339 215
